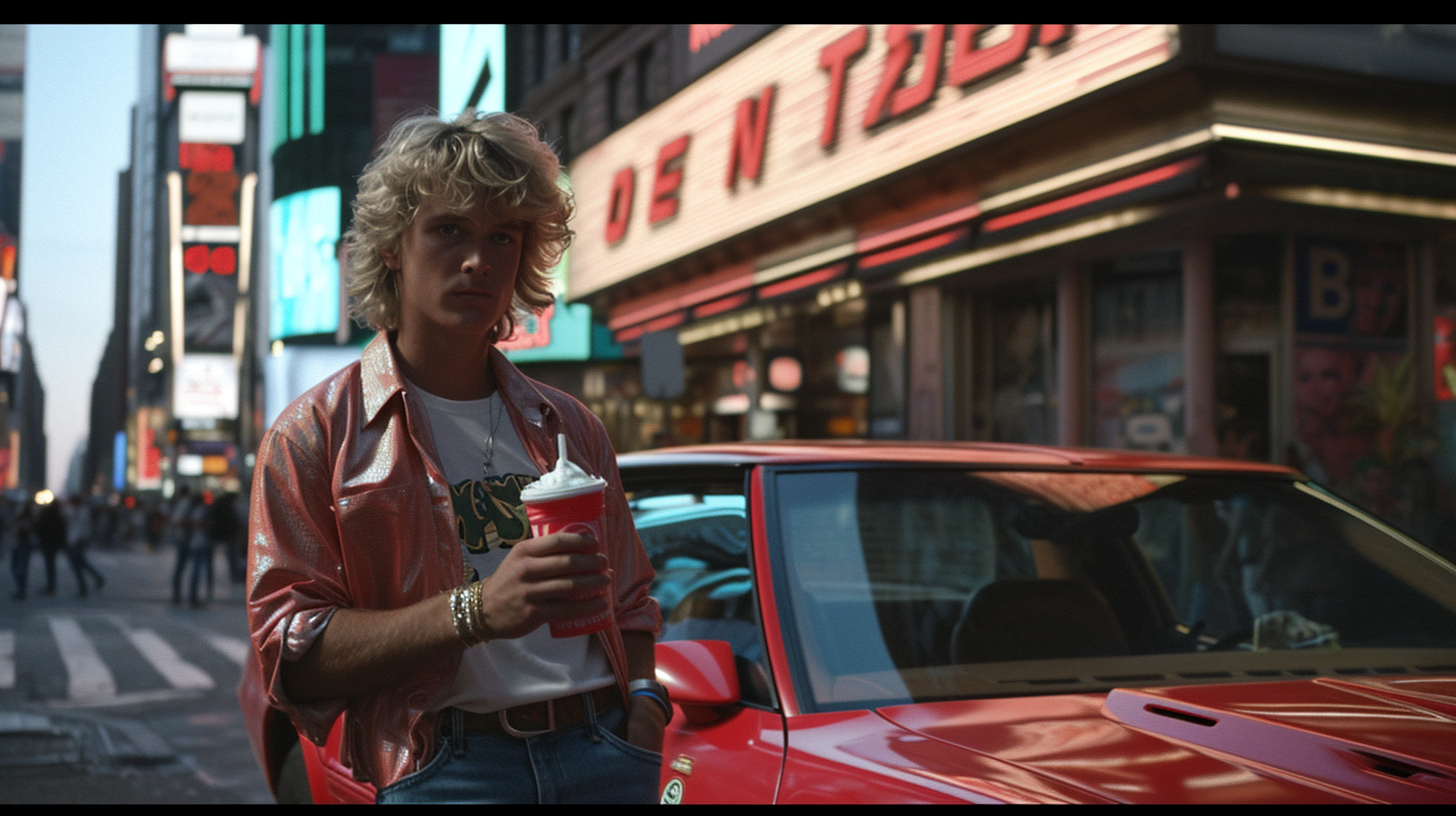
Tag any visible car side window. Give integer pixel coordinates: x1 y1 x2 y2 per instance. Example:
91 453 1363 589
629 485 775 707
773 469 1040 708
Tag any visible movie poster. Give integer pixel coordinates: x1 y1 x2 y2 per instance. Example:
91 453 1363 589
1291 239 1418 523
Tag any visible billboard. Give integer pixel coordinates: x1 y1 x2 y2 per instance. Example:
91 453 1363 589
134 407 164 490
175 141 247 351
269 185 341 340
173 353 239 420
0 295 21 373
167 24 259 381
440 24 505 118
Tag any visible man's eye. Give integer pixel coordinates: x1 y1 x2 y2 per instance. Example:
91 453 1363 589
491 232 517 245
437 224 461 236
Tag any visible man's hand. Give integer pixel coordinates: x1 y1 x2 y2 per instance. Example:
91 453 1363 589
474 531 611 641
620 630 664 753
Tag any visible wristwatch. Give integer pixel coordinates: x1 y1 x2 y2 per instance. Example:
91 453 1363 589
628 678 672 724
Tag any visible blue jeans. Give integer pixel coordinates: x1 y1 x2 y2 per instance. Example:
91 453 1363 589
376 692 662 804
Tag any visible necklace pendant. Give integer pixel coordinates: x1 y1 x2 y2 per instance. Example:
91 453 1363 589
482 393 503 480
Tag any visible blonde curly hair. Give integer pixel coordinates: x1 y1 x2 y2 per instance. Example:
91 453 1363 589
344 110 575 338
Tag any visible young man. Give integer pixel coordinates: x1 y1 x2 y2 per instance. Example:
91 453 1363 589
247 111 664 803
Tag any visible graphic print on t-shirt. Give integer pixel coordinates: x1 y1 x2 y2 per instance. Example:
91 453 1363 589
451 473 535 553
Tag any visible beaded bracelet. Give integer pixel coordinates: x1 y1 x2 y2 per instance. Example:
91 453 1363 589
447 585 467 644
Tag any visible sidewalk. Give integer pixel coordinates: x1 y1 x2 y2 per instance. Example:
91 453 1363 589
0 708 247 803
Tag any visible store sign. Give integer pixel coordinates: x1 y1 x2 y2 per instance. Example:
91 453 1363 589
568 25 1176 298
164 31 260 90
165 31 259 74
179 90 247 144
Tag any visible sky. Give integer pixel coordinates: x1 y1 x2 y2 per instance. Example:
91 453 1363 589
19 24 140 493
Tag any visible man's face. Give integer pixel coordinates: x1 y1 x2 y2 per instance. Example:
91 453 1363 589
387 195 524 345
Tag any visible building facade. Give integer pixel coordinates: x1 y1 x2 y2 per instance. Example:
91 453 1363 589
261 24 439 437
0 24 47 495
550 25 1456 551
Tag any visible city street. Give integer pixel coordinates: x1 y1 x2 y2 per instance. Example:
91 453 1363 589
1 543 271 803
5 22 1456 805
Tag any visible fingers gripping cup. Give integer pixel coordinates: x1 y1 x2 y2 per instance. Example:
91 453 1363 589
520 434 611 638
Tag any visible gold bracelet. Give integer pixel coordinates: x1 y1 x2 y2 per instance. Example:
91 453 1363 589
469 579 487 643
449 584 483 647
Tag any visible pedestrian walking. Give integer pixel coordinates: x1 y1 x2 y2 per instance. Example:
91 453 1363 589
168 486 194 605
33 495 66 596
64 495 106 597
8 500 34 600
186 490 228 607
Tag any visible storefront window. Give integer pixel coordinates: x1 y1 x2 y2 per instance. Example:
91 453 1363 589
683 296 873 443
966 290 1056 444
796 298 869 438
1092 251 1184 452
696 332 757 443
869 299 907 438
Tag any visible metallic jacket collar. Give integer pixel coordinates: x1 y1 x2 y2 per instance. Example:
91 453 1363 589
359 333 554 430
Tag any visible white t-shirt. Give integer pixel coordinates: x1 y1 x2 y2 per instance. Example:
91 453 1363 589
409 383 614 714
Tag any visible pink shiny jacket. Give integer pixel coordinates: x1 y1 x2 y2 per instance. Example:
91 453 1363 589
246 334 660 788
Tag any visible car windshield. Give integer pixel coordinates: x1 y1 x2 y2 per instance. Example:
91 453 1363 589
768 468 1456 711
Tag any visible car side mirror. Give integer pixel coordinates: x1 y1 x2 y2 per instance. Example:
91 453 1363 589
655 639 741 724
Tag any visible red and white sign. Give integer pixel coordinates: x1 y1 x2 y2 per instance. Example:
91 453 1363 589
567 25 1177 299
174 353 240 420
135 408 163 490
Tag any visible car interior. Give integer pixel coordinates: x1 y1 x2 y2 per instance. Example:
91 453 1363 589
628 466 1456 714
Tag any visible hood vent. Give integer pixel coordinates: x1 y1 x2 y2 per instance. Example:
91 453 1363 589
1143 704 1217 727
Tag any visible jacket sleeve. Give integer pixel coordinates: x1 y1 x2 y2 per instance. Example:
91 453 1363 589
246 404 351 746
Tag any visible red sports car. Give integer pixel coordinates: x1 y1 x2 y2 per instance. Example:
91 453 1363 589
243 442 1456 803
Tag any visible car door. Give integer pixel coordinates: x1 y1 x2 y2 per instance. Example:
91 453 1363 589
625 464 788 803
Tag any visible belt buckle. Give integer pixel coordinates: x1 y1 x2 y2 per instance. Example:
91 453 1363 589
498 698 555 738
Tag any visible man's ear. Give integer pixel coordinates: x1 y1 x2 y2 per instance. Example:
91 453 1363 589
381 248 398 270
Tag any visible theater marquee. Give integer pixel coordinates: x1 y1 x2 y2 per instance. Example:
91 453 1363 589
566 25 1177 298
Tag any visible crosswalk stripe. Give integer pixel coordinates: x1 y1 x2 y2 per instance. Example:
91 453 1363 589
46 616 117 700
19 615 243 704
203 632 249 667
125 627 214 690
1 630 13 689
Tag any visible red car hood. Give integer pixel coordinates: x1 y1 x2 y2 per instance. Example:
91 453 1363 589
854 676 1456 803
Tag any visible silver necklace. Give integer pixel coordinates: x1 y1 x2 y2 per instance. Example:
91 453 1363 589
482 393 504 479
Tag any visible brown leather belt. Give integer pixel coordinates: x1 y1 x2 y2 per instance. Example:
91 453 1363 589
458 686 621 738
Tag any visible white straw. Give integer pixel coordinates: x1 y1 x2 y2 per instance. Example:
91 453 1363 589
557 433 568 471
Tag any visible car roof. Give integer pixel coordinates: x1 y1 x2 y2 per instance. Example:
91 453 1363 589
617 440 1300 476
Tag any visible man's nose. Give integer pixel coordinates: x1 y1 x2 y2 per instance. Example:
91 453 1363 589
462 243 493 274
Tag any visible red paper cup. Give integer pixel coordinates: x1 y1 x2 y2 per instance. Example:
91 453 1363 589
523 484 611 638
